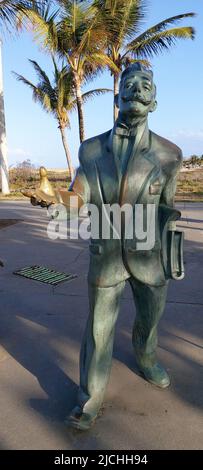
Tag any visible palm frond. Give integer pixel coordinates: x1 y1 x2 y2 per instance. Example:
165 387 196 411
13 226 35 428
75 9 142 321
56 1 96 55
85 52 120 74
117 0 146 44
76 23 108 55
125 27 195 58
0 0 17 24
81 87 112 104
41 92 53 112
51 53 59 81
77 56 104 83
28 59 57 101
92 0 146 47
13 56 76 125
13 70 38 93
28 59 51 85
13 69 54 113
0 1 27 21
121 57 150 68
17 3 59 50
130 12 196 45
0 1 47 30
61 73 75 102
69 86 112 112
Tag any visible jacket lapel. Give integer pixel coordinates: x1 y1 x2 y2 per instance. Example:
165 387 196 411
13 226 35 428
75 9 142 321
94 127 160 207
95 131 119 205
120 127 160 206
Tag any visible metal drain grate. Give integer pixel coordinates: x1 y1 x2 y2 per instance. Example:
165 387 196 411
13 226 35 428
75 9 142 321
14 265 77 286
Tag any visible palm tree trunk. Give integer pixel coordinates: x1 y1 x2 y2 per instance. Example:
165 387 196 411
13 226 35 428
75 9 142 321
59 125 74 182
114 73 119 123
73 73 85 143
0 40 10 195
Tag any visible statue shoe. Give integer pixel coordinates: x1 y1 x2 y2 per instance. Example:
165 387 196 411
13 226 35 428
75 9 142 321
140 363 170 389
65 406 97 431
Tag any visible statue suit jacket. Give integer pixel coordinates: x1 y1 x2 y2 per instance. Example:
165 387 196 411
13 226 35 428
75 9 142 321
69 125 183 287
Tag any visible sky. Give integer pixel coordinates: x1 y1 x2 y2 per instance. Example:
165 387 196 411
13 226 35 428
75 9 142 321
1 0 203 169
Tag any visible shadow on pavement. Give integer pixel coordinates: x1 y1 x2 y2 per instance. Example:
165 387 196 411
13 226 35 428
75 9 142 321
0 201 203 449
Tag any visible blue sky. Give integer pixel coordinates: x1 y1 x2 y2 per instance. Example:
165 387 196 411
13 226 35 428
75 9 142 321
2 0 203 169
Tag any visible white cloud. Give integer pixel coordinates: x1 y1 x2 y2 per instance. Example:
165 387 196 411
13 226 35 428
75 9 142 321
170 129 203 140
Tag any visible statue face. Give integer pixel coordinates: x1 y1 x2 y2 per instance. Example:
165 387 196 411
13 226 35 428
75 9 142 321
118 72 157 118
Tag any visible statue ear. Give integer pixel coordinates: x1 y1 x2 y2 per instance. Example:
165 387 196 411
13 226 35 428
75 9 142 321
114 94 119 109
149 100 157 113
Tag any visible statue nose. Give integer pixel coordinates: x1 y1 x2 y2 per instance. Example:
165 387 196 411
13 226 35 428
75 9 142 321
133 84 141 93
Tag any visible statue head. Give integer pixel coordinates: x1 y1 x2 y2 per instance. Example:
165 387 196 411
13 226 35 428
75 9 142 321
115 62 157 120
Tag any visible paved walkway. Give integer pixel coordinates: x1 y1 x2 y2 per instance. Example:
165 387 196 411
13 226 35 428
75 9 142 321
0 201 203 450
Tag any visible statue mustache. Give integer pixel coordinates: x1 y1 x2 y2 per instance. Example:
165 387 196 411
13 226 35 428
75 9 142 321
122 95 152 106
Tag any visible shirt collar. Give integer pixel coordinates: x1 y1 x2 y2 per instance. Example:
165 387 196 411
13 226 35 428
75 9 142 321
108 121 150 155
113 119 146 137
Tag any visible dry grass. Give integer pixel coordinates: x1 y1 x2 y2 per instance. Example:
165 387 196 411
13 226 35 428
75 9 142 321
0 167 203 202
0 168 71 198
176 168 203 201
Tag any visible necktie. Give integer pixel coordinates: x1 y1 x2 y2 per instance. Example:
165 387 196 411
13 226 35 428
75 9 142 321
113 134 135 177
112 121 147 179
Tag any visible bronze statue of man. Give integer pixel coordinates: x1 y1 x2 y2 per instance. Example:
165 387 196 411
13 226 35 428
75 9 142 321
25 63 184 430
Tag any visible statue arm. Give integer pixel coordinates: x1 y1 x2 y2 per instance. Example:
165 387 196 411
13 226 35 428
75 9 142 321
22 164 90 217
159 149 183 229
57 165 91 218
160 150 183 208
159 150 184 280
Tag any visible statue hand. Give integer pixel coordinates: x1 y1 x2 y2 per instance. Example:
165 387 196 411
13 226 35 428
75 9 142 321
21 167 62 207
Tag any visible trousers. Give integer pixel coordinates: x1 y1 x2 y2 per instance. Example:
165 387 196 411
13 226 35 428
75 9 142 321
77 277 168 417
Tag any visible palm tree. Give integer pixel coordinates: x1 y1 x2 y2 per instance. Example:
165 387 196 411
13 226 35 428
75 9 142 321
56 0 117 142
14 57 111 180
93 1 195 121
16 0 119 142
